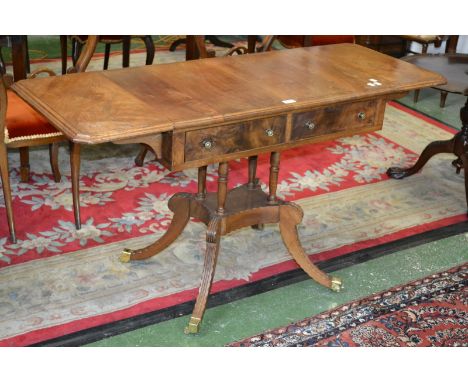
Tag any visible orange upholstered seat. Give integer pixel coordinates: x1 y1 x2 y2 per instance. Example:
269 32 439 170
4 90 62 144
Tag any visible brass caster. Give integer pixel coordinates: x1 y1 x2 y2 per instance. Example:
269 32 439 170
184 316 201 334
119 248 133 263
330 276 343 292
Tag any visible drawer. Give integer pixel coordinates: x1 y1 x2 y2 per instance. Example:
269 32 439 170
291 100 378 141
184 115 287 162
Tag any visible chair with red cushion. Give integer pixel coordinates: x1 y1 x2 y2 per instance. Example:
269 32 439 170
0 36 97 243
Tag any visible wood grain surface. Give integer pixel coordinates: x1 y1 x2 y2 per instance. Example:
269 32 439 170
11 44 446 145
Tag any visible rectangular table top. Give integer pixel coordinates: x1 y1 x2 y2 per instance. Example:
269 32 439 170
12 43 446 144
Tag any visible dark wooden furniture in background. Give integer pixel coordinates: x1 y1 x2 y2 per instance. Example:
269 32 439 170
355 36 408 58
170 35 235 59
0 35 30 81
0 36 98 243
12 44 445 333
387 53 468 209
401 36 460 106
275 35 354 48
400 35 445 55
61 35 155 74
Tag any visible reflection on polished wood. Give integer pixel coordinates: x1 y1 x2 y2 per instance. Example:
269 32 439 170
11 44 445 333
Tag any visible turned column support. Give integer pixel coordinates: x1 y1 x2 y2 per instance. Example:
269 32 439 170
247 155 258 189
197 166 207 200
217 162 228 214
268 152 280 204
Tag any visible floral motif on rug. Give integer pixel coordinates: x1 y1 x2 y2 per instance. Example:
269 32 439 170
0 106 428 266
229 264 468 347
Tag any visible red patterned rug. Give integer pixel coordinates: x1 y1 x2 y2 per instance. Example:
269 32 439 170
229 263 468 347
0 103 467 346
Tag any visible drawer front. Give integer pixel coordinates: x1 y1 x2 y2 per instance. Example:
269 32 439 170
291 100 378 141
185 116 287 162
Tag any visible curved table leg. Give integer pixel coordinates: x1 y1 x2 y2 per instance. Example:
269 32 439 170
279 203 342 292
185 217 222 334
120 195 190 262
134 145 149 167
387 136 456 179
141 35 155 65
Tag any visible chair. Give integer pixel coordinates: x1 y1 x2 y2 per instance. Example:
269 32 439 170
401 35 459 106
400 35 446 55
0 36 97 243
133 35 275 167
61 35 154 74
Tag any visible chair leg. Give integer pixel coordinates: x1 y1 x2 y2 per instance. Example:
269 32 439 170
71 39 83 67
49 143 61 182
440 91 448 108
103 44 111 70
142 35 155 65
19 147 30 182
0 144 16 243
69 141 81 229
60 35 68 75
135 145 149 167
122 37 131 68
413 89 420 103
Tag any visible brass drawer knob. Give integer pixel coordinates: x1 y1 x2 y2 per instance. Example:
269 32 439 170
305 120 316 130
358 112 366 120
201 138 214 150
265 128 275 137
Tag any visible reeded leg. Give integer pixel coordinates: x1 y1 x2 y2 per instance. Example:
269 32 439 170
69 141 81 229
279 203 342 292
120 196 191 262
19 147 30 182
185 217 222 334
185 162 230 333
387 136 456 179
0 144 16 243
49 143 61 183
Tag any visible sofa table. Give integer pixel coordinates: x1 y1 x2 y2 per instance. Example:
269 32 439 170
11 44 445 333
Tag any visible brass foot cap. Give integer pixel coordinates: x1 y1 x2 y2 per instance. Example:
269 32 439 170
184 317 201 334
330 276 343 292
119 248 134 263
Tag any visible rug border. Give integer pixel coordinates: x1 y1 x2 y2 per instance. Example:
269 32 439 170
32 220 468 347
2 102 465 347
227 262 467 347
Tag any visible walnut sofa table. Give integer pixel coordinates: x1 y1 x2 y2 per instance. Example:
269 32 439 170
12 44 445 334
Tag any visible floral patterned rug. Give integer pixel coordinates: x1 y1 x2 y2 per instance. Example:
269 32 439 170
0 103 466 346
229 263 468 347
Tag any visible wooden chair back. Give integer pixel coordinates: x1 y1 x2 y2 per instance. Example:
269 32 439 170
193 35 275 59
